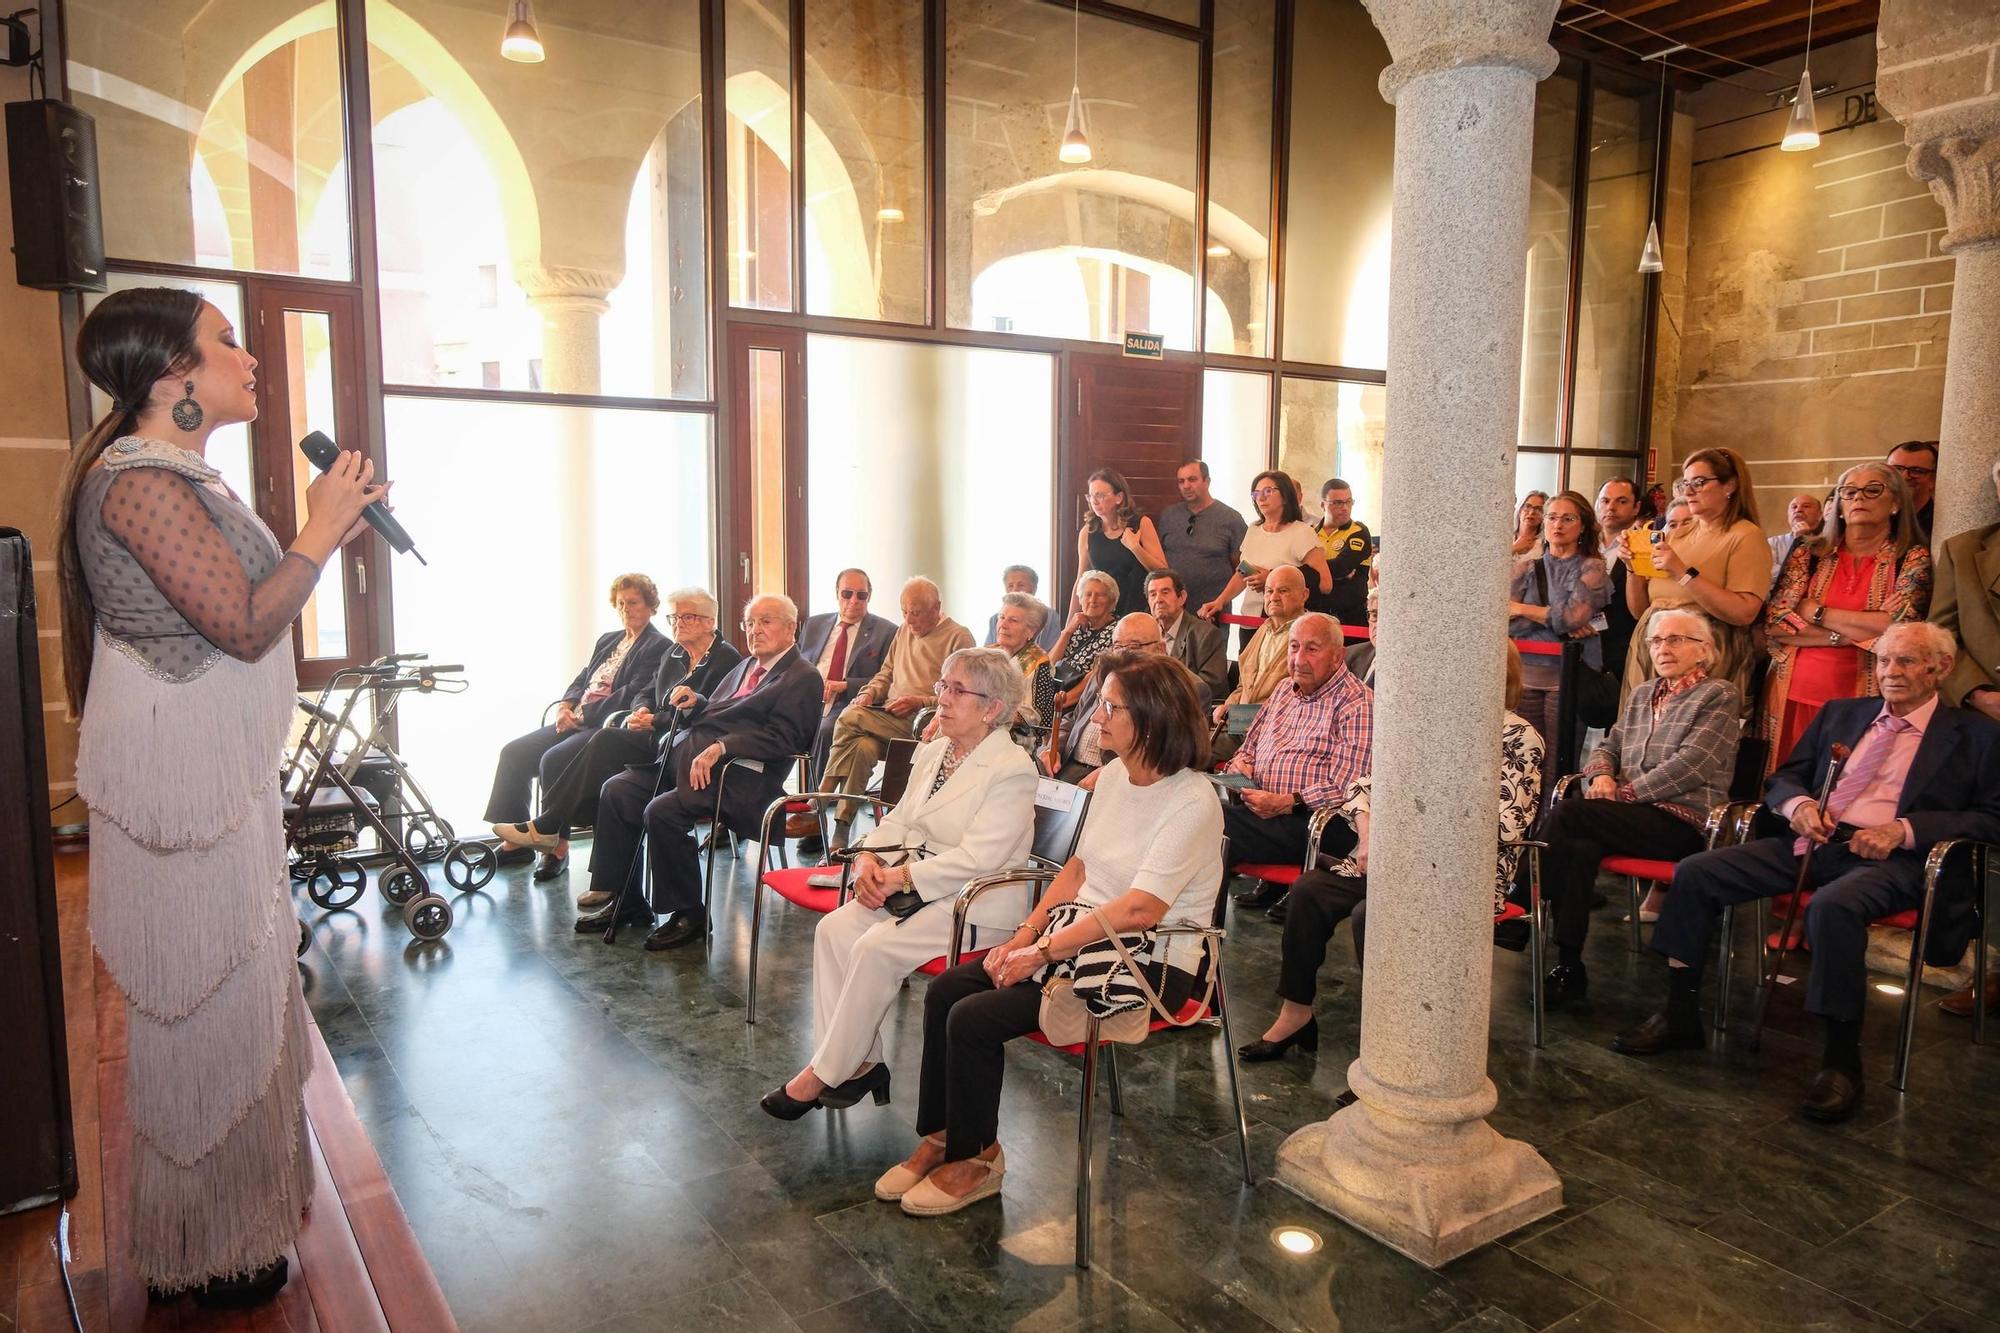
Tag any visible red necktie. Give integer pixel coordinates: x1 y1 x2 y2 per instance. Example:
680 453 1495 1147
827 625 849 684
732 664 766 699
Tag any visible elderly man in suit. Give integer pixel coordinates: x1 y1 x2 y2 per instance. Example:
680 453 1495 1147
1042 613 1166 783
1145 568 1227 703
1614 622 2000 1123
577 593 822 952
787 568 897 850
1208 563 1308 762
1930 454 2000 1016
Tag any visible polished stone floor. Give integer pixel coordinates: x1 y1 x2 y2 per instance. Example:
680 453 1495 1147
298 843 2000 1333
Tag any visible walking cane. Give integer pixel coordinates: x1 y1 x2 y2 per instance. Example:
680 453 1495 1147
1749 740 1852 1052
604 709 684 945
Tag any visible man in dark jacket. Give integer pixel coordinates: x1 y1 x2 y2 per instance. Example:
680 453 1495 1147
1613 622 2000 1124
790 568 896 846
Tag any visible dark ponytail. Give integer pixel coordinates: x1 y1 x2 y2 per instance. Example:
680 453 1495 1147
54 287 205 715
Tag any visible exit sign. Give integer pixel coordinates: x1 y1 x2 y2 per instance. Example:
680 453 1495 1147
1122 332 1164 359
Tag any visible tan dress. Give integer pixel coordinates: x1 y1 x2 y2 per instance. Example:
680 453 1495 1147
74 439 312 1288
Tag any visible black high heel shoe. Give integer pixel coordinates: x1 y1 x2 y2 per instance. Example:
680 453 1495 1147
1237 1016 1318 1063
760 1083 824 1121
818 1063 892 1110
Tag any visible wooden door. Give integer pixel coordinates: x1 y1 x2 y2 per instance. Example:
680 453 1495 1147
725 324 807 633
1059 352 1202 599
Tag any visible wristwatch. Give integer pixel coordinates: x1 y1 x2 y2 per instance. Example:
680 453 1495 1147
1810 604 1827 626
1677 566 1700 587
1036 940 1054 966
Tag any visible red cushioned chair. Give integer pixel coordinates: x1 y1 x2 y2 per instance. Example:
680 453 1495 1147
949 843 1250 1270
1718 836 1995 1090
1228 804 1341 909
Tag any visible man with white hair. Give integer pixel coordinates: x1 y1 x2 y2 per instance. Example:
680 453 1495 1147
1224 612 1374 918
821 577 974 851
1615 621 2000 1123
576 593 821 951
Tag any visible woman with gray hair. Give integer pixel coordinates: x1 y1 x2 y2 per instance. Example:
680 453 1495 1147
1537 608 1742 1011
763 647 1038 1119
1763 461 1932 774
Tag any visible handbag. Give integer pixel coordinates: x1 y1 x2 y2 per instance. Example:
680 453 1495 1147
1534 557 1619 729
1035 904 1218 1046
829 843 932 921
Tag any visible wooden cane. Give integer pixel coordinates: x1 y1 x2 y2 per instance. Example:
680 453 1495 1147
1749 740 1852 1051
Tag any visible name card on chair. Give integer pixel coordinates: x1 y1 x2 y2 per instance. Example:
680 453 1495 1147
1035 778 1081 810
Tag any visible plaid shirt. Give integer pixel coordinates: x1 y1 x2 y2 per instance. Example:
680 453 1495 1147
1239 667 1373 810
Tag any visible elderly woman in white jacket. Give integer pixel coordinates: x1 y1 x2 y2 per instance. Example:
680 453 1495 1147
762 646 1038 1119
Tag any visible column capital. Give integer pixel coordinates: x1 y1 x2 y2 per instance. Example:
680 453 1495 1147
1909 131 2000 253
1362 0 1559 103
515 263 621 311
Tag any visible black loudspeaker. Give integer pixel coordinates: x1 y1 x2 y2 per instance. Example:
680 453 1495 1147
6 98 107 292
0 529 77 1214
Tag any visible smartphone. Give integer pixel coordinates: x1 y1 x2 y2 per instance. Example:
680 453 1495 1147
1237 559 1259 576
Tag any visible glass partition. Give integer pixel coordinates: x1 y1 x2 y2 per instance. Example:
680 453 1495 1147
1281 0 1393 370
1521 69 1580 454
1278 377 1387 533
726 0 794 311
1573 84 1659 453
805 335 1053 618
804 0 927 324
67 0 351 277
945 0 1201 348
384 396 712 826
1206 0 1276 356
1201 369 1271 512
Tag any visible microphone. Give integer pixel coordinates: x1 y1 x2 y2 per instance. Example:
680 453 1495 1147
297 431 425 565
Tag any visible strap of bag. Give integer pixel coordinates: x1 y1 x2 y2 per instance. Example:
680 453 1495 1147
1086 905 1217 1028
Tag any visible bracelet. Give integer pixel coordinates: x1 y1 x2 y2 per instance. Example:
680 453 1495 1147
1036 940 1055 966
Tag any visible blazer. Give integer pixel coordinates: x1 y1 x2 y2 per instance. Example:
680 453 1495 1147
562 623 670 726
630 638 743 747
1584 677 1741 814
674 647 823 813
797 611 897 710
1161 613 1228 703
1932 522 2000 709
1764 694 2000 966
1224 613 1298 709
859 728 1039 929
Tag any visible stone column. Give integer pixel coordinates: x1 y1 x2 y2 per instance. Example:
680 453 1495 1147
1274 0 1562 1268
516 263 619 397
1877 1 2000 541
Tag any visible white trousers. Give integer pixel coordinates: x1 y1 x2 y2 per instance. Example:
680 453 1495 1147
808 898 1003 1085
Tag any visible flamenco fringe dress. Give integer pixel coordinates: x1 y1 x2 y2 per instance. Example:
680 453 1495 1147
73 438 314 1289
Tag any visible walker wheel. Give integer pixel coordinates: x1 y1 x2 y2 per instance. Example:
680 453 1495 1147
407 894 453 941
305 858 366 910
444 842 498 891
381 866 426 906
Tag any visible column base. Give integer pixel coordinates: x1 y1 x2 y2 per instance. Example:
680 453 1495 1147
1274 1104 1562 1268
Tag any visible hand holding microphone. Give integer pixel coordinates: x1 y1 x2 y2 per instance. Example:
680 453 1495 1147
298 431 425 564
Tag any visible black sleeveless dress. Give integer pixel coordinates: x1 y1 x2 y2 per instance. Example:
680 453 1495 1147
1087 524 1149 616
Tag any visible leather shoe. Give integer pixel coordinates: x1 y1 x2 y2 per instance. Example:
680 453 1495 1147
784 812 820 839
643 910 707 951
1610 1012 1705 1056
1265 893 1290 923
575 901 652 933
1238 1016 1317 1063
1542 964 1588 1011
532 852 568 882
1798 1067 1864 1123
1234 878 1286 911
760 1083 822 1121
494 845 535 867
1940 976 2000 1017
819 1063 892 1109
191 1257 288 1309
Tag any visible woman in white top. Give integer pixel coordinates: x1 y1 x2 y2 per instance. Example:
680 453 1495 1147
1197 470 1332 630
874 654 1224 1217
761 648 1038 1120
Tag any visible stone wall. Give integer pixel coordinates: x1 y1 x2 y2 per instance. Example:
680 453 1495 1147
1669 33 1950 519
0 66 84 829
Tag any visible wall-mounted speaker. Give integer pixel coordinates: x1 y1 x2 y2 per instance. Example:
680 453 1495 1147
6 98 107 292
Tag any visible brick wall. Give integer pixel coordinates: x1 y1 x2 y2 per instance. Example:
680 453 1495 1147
1668 33 1950 521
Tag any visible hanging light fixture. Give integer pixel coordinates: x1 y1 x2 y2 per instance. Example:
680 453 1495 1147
1637 59 1665 274
1059 0 1092 165
501 0 544 63
1781 1 1820 151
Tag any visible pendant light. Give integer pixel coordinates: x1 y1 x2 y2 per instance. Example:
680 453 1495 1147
501 0 544 63
1781 1 1820 151
1637 59 1665 274
1059 0 1092 165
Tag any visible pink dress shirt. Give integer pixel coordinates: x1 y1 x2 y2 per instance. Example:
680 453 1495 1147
1782 694 1938 851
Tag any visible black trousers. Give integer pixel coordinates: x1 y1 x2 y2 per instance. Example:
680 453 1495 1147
917 959 1194 1163
587 752 778 915
484 723 596 824
1278 871 1368 1005
1542 799 1706 952
1654 837 1926 1023
1222 802 1357 870
531 725 656 838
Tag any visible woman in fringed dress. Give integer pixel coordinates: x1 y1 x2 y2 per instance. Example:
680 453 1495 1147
54 288 382 1308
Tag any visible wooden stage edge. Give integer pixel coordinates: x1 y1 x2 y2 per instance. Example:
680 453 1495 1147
4 853 456 1333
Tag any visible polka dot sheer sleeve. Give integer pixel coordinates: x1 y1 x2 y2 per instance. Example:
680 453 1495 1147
98 466 322 662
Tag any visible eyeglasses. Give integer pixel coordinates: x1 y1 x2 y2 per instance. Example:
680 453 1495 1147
838 588 870 601
1646 634 1699 649
1094 696 1127 717
1251 487 1281 500
1835 482 1889 501
932 679 992 703
1889 463 1936 478
741 615 786 632
1112 638 1160 651
1680 475 1721 492
668 612 712 625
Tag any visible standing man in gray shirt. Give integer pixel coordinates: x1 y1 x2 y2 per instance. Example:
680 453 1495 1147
1160 459 1249 618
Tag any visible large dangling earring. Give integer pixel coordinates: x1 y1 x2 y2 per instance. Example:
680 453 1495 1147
170 379 204 432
